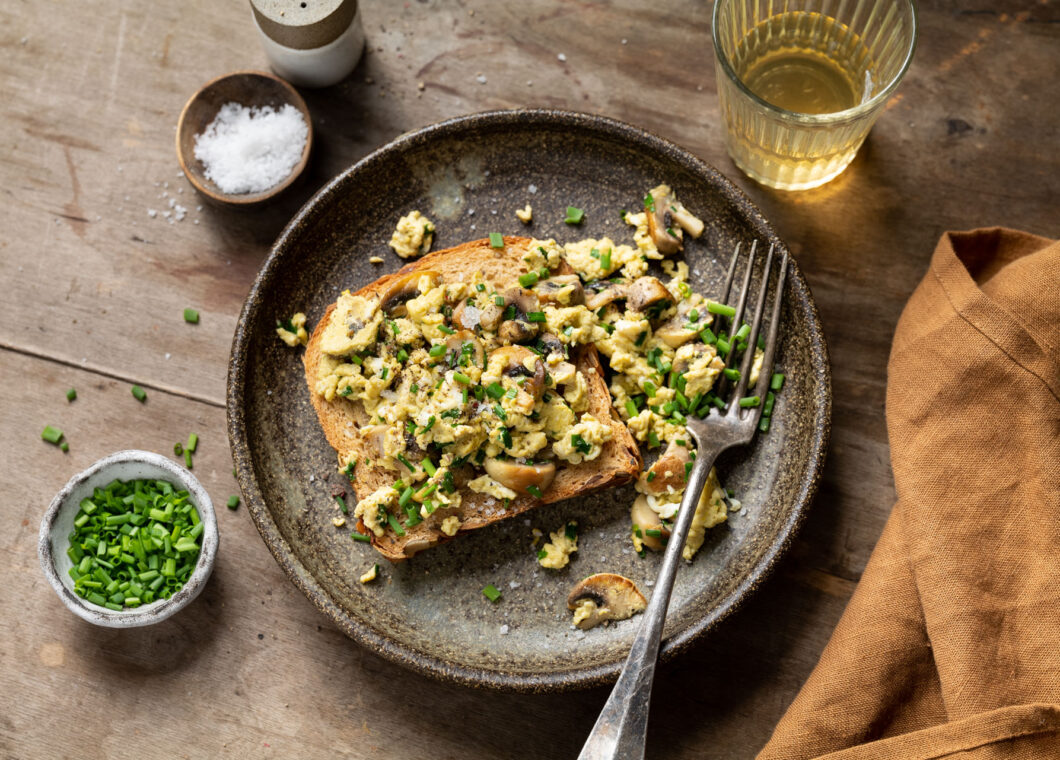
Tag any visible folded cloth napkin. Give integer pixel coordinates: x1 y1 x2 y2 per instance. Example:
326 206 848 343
757 228 1060 759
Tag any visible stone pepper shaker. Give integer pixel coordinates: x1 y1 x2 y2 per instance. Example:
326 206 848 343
250 0 365 88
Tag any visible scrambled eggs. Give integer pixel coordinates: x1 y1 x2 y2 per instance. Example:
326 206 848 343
276 312 308 347
538 521 578 569
389 210 435 259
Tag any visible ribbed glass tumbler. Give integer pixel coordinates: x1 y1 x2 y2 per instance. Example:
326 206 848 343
713 0 917 190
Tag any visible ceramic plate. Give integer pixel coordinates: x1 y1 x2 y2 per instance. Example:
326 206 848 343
227 110 830 692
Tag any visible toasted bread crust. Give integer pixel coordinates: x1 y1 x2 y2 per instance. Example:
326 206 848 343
304 236 641 561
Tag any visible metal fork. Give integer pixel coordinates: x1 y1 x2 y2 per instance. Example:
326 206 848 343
577 241 788 760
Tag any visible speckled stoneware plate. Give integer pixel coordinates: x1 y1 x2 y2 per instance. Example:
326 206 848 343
228 109 830 692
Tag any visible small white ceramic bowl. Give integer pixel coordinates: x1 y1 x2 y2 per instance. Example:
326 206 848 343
38 450 219 628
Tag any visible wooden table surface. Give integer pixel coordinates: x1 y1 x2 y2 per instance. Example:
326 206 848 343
2 1 1056 757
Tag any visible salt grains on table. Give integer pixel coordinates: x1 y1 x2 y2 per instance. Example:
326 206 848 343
193 102 308 195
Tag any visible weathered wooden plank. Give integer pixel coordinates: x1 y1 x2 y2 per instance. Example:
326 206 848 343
1 0 1057 757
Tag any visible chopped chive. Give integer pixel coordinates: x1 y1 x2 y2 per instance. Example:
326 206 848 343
226 495 240 510
396 348 409 363
642 380 657 397
438 325 455 335
763 392 776 417
351 531 371 543
396 453 415 472
699 327 717 345
758 416 771 433
716 339 730 358
387 513 406 537
647 431 660 449
688 309 699 323
422 458 437 477
493 404 507 422
174 442 184 456
527 311 546 323
336 495 348 514
600 249 612 270
771 373 785 391
739 395 760 408
645 528 663 538
723 368 741 382
519 271 540 288
643 193 655 212
428 344 446 357
60 441 70 453
526 485 543 499
186 433 198 453
707 301 736 318
183 308 199 324
482 584 502 602
41 425 63 444
489 232 504 248
131 385 147 402
184 449 193 469
485 382 504 399
476 283 486 292
564 206 584 225
646 471 656 482
66 388 77 402
624 399 638 418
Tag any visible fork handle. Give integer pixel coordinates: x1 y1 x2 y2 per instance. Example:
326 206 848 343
577 441 722 760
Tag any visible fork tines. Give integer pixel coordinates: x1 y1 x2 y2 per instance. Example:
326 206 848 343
713 240 788 421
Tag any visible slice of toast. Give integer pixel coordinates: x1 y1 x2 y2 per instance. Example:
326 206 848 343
304 236 642 561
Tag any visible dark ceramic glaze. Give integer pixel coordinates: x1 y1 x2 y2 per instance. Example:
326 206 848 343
227 110 831 692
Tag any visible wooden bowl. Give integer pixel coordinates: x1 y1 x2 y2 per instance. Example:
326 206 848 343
176 70 312 207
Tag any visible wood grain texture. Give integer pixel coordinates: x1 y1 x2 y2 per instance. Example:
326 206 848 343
1 0 1056 757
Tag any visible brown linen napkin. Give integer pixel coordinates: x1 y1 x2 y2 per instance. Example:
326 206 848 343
757 228 1060 759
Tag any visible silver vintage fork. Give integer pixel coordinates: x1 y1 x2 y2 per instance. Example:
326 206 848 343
578 240 789 760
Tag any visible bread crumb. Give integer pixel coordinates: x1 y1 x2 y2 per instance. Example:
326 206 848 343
369 256 384 264
515 204 533 224
332 516 346 527
359 564 379 584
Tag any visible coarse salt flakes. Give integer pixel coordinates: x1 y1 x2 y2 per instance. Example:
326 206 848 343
193 102 308 195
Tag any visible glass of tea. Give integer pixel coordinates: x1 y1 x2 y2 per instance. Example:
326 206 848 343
713 0 918 191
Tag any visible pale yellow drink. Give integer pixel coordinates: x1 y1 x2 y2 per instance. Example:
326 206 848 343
713 2 917 191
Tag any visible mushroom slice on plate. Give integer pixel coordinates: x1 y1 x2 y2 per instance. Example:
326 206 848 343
584 282 631 311
644 184 704 254
567 573 647 630
484 458 556 496
491 345 546 399
535 274 585 306
627 276 672 317
631 494 669 552
379 270 441 316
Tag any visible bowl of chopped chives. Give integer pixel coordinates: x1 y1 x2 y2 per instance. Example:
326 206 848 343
38 450 218 628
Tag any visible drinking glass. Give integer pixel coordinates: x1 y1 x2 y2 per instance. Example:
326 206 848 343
713 0 918 190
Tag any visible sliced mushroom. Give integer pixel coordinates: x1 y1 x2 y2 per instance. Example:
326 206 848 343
654 303 701 348
402 537 434 558
505 287 540 314
566 573 647 630
535 275 585 306
484 458 556 495
672 342 713 375
631 495 669 552
445 330 484 367
535 332 566 360
491 346 546 398
584 282 631 311
498 319 539 344
670 203 704 239
645 184 683 255
627 277 672 316
379 270 441 316
643 440 693 495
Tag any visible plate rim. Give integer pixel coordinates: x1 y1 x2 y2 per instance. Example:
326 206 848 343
227 108 831 693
